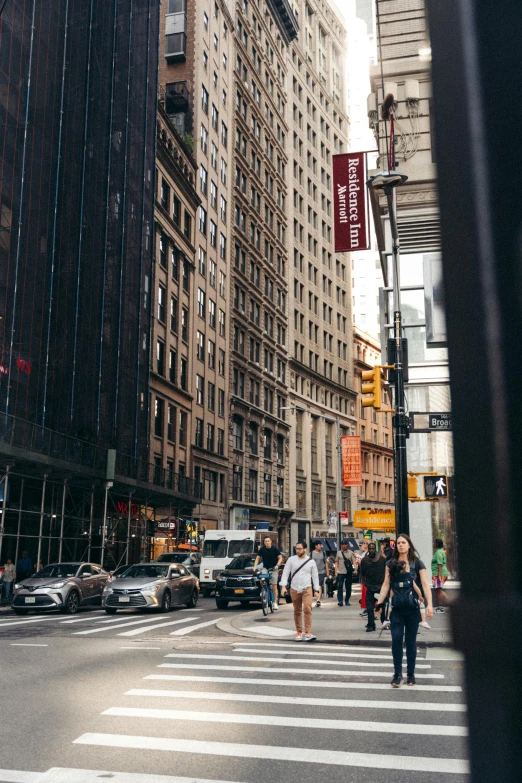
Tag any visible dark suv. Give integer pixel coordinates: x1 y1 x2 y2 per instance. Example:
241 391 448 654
214 555 269 609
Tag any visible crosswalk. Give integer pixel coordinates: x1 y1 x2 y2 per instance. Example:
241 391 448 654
0 609 221 639
61 640 469 780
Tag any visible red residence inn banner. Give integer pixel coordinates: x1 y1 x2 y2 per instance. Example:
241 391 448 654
341 435 363 487
332 152 370 252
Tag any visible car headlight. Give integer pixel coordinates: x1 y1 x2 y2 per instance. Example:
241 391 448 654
49 581 67 589
141 583 161 592
103 585 113 593
204 569 210 575
14 583 21 590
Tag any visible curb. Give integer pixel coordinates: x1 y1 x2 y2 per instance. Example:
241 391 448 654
217 607 454 649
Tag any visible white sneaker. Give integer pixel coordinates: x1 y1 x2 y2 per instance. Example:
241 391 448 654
273 602 278 610
304 633 317 642
295 633 303 641
420 621 431 629
382 620 391 629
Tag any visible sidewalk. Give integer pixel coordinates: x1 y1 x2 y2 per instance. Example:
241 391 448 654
218 589 454 647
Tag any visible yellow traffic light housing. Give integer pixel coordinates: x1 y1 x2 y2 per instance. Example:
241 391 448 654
407 476 419 500
361 366 382 410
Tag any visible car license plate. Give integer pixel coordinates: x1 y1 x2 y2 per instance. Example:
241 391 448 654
234 588 245 594
25 597 36 604
118 596 130 603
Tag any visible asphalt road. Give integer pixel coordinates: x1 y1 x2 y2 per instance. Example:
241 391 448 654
0 597 469 783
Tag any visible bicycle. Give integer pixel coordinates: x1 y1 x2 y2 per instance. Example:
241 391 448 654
256 571 274 616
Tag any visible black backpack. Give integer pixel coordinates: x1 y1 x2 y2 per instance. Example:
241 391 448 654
390 568 419 612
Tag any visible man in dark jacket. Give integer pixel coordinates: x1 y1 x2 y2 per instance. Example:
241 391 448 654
16 551 33 582
360 542 386 632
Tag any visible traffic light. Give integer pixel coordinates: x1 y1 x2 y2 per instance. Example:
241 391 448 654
361 366 382 409
408 476 419 500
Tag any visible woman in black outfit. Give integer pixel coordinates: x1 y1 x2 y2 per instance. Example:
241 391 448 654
375 534 433 687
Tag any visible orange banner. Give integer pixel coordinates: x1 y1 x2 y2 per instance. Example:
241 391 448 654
341 435 362 487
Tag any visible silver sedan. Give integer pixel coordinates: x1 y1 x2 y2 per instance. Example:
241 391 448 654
102 563 199 613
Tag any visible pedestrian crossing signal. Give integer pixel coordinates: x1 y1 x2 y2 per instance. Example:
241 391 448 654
424 475 448 498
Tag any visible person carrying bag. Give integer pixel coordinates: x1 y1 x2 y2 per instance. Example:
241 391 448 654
280 541 320 642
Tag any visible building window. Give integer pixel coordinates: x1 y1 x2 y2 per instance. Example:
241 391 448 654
156 339 165 376
232 465 243 501
180 356 187 389
233 415 243 450
157 285 166 322
196 374 204 406
200 165 208 195
276 434 284 465
159 234 168 268
218 388 225 417
199 206 207 235
210 180 217 210
160 179 170 211
170 296 178 332
169 348 177 384
264 474 272 506
200 124 208 154
210 219 217 247
197 287 206 317
154 397 164 437
195 418 204 448
198 247 207 276
181 306 189 342
208 339 216 369
196 330 205 361
249 422 258 455
167 404 176 442
248 470 258 503
206 423 215 452
218 309 226 336
209 258 217 288
217 427 225 455
209 298 216 329
263 428 272 460
218 348 225 376
201 85 209 114
219 233 226 259
208 381 215 411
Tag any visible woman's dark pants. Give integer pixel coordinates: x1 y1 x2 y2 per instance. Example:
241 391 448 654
390 609 420 676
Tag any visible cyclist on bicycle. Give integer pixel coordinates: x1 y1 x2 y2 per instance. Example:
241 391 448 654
254 535 283 610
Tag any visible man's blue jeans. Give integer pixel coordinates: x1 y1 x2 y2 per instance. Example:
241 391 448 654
337 573 352 604
1 581 13 601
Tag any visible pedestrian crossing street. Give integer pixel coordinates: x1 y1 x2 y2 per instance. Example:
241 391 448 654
0 639 470 782
0 608 222 639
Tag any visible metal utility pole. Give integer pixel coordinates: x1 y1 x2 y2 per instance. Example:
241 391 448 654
335 416 343 546
427 2 522 781
385 186 410 537
367 171 409 535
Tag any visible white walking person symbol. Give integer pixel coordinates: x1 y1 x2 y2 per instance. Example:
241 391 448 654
435 476 446 495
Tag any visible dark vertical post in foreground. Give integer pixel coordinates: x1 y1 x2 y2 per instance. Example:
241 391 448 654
427 1 522 781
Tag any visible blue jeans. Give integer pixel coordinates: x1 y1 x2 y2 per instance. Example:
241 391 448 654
337 573 352 604
390 608 420 676
2 581 13 601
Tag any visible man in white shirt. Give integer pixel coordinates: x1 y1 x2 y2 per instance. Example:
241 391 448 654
280 541 320 642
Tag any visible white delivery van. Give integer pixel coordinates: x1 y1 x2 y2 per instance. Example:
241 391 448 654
200 530 256 595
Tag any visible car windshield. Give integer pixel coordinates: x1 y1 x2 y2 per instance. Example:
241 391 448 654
34 564 79 579
120 565 169 579
155 553 188 563
227 556 256 570
228 539 254 556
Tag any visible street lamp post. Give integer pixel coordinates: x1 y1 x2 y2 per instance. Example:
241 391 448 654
367 171 410 536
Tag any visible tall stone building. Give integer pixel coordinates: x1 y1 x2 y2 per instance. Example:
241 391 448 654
227 0 296 545
368 0 456 570
158 0 235 535
286 0 357 547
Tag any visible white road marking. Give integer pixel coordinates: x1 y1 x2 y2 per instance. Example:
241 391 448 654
0 616 62 628
103 706 467 737
73 734 469 774
239 625 294 637
126 687 467 712
234 646 402 661
10 643 49 647
158 662 443 679
169 618 222 635
0 770 43 782
120 647 161 650
72 615 196 636
118 618 200 637
164 652 431 669
234 641 421 654
38 770 247 783
61 613 134 624
145 673 462 693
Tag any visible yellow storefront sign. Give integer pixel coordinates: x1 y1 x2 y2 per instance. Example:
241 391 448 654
353 509 396 530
